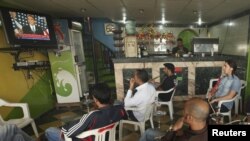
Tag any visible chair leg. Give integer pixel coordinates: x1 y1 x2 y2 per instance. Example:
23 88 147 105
31 120 39 137
150 116 154 129
168 102 174 120
240 99 242 114
228 115 232 122
134 125 138 131
235 99 239 115
139 124 145 135
119 122 123 141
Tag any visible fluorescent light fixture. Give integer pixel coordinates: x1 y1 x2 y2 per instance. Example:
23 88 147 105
198 17 202 25
228 22 234 26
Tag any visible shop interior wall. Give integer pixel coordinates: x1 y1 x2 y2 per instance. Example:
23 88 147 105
0 27 55 119
208 15 250 107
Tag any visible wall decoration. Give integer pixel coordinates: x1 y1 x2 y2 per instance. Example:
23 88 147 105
104 23 115 35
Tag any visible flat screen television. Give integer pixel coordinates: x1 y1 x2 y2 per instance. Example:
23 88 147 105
0 7 57 49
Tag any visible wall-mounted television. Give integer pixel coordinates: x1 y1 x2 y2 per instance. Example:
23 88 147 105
0 7 57 49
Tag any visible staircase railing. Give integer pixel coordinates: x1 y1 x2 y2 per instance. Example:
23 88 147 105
92 39 116 83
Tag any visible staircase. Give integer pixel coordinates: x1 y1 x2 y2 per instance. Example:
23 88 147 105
82 18 116 99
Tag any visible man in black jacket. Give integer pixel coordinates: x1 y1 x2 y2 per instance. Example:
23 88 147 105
45 83 127 141
139 97 209 141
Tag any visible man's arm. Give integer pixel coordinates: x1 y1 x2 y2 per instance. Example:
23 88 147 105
160 117 184 141
211 79 240 103
124 78 139 107
61 110 97 137
124 90 143 107
211 90 237 103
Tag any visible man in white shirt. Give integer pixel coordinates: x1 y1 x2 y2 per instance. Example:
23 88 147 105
124 69 156 121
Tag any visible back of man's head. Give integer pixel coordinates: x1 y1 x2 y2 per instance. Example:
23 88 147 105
135 69 149 83
185 98 209 122
92 83 111 104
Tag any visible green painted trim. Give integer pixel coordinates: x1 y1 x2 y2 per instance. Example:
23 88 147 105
178 29 199 51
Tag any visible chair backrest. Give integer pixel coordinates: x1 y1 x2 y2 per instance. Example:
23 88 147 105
156 79 178 102
143 103 154 122
240 80 247 93
0 98 8 106
156 87 175 102
64 122 119 141
209 78 219 89
206 78 219 98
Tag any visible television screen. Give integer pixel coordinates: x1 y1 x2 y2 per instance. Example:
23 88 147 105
0 7 57 49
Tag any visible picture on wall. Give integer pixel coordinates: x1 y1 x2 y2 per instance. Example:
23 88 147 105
104 23 115 35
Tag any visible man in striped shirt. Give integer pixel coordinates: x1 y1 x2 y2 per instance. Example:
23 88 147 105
45 83 127 141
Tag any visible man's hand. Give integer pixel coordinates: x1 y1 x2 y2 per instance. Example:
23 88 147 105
173 117 184 131
207 92 212 100
129 78 135 90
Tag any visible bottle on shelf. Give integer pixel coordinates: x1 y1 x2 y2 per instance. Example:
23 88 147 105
138 47 141 58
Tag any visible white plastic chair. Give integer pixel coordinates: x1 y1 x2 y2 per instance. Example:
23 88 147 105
0 98 39 137
234 80 247 115
217 95 238 122
64 122 119 141
206 78 219 98
155 87 176 120
119 103 154 141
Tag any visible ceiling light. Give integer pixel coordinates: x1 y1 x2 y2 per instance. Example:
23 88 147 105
228 21 234 26
198 17 202 25
123 17 126 24
161 18 166 24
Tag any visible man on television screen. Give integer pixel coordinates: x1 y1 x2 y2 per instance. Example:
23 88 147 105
22 14 44 35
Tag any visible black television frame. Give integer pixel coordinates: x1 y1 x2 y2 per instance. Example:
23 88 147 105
0 7 57 49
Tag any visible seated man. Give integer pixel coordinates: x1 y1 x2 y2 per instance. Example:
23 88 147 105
151 63 177 101
208 59 241 112
124 69 156 121
0 124 35 141
45 83 127 141
139 97 209 141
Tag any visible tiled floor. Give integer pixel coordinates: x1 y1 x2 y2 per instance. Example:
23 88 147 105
23 101 247 141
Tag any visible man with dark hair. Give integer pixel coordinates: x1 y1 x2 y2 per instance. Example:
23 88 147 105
208 59 241 112
124 69 156 121
157 63 177 101
139 97 209 141
45 83 127 141
22 14 44 35
172 38 189 55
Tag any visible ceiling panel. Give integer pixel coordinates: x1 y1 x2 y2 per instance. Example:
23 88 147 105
1 0 250 25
